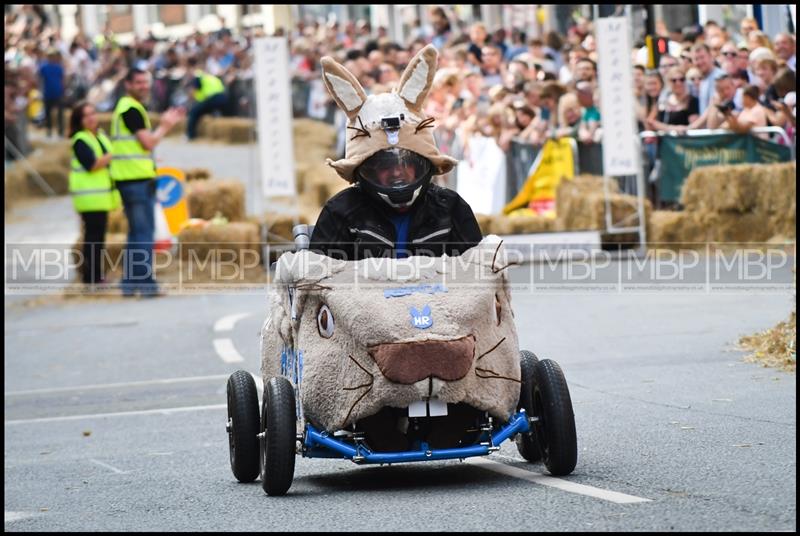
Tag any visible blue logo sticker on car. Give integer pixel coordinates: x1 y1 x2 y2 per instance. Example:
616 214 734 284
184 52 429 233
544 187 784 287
410 306 433 329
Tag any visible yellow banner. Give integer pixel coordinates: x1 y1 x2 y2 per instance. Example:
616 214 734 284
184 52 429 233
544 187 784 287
503 138 575 218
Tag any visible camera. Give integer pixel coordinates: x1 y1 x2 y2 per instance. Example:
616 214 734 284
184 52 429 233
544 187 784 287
380 115 403 130
715 100 735 113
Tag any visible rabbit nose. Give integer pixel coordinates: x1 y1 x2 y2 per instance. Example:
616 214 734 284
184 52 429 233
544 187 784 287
368 335 476 384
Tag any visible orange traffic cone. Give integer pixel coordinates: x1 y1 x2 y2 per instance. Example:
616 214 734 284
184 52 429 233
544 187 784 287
154 202 173 252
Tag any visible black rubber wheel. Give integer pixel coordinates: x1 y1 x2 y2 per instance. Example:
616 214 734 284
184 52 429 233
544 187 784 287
260 376 297 496
226 370 260 482
515 350 542 462
532 359 578 476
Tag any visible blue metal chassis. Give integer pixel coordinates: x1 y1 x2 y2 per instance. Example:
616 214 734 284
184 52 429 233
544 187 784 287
302 409 532 464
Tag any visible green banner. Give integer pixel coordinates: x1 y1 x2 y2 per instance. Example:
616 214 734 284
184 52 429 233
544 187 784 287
658 133 792 203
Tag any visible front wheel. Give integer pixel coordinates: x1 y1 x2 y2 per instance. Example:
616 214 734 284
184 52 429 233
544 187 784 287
226 370 260 482
532 359 577 476
515 350 542 462
260 376 297 496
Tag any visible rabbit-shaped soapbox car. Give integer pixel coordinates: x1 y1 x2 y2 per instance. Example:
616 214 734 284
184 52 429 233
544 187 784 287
225 230 577 496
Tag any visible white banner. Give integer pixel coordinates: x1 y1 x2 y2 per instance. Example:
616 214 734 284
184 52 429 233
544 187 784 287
456 135 506 215
254 37 296 197
596 17 640 176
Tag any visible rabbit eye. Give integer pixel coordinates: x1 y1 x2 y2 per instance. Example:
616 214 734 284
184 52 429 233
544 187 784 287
317 304 334 338
494 294 502 326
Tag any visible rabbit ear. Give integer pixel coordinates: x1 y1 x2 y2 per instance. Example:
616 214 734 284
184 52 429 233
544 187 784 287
422 305 431 316
320 56 367 121
396 44 438 114
410 307 420 316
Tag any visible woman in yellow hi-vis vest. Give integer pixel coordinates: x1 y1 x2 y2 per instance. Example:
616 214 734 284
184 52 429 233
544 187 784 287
68 100 120 285
185 56 227 140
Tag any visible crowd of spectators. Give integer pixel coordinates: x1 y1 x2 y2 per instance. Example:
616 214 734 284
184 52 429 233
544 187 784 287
5 5 797 177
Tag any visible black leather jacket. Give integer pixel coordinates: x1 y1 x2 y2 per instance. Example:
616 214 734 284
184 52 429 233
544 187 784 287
309 184 483 260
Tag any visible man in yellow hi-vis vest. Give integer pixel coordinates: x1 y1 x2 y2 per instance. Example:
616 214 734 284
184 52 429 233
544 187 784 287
185 56 228 140
110 68 185 297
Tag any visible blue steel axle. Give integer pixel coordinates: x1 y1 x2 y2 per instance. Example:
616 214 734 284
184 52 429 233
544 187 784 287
303 409 532 464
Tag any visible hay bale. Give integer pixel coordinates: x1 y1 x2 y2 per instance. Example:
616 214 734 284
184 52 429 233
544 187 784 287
97 112 113 133
26 155 69 194
221 117 255 144
474 214 493 236
509 215 555 234
186 179 246 221
680 164 760 213
488 215 515 235
263 213 310 243
305 164 347 208
102 233 128 272
184 168 211 182
697 212 773 243
294 162 312 194
178 221 261 267
107 208 128 234
4 164 33 208
293 118 337 149
649 210 706 245
753 162 796 218
554 174 648 232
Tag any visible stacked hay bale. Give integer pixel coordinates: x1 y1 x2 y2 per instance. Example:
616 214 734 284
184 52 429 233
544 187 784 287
648 211 705 245
481 212 555 235
184 168 211 182
248 213 313 264
4 164 33 209
107 208 128 234
186 179 246 222
178 220 261 269
553 175 650 233
212 117 256 144
650 162 796 245
5 142 72 207
292 118 341 223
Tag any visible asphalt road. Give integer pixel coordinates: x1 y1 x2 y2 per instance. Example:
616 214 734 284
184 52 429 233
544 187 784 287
4 258 796 531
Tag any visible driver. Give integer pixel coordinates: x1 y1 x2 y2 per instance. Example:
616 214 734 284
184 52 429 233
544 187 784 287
310 45 482 261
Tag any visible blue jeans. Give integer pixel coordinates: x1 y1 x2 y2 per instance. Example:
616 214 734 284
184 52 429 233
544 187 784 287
187 93 227 139
117 180 158 295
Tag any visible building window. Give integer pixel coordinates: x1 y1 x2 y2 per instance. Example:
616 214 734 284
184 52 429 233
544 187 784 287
199 5 217 18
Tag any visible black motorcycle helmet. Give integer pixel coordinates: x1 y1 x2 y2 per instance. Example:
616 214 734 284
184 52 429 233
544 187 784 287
355 148 434 210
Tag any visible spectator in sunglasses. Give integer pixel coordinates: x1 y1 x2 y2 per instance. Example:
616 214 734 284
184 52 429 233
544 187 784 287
647 66 699 133
718 42 741 76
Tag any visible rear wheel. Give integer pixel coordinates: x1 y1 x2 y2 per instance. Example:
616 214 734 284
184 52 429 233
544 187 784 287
260 376 297 496
532 359 578 476
515 350 542 462
226 370 260 482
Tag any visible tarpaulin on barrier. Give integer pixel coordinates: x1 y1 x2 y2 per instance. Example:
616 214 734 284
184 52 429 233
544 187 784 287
658 133 792 203
503 137 576 217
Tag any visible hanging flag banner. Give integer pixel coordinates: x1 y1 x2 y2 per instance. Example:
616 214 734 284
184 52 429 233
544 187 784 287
155 167 189 236
254 37 297 197
503 137 576 218
596 17 640 176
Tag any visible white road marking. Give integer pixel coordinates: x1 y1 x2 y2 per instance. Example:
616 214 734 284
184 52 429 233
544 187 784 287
466 458 652 504
89 459 130 474
214 312 252 332
5 404 227 425
5 511 40 523
213 338 245 363
5 374 231 397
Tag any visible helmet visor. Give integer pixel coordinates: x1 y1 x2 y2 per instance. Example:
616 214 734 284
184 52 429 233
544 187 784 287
355 148 432 189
